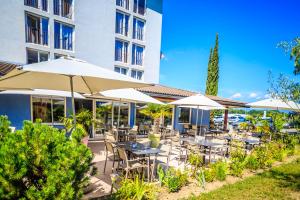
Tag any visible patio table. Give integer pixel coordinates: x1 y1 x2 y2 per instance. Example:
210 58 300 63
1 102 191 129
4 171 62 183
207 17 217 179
122 142 161 181
180 137 224 163
209 129 224 137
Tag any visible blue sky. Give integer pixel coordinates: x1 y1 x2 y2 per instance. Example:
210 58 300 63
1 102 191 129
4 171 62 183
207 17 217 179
159 0 299 102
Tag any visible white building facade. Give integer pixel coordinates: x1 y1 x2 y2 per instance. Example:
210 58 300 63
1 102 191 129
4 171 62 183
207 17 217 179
0 0 163 83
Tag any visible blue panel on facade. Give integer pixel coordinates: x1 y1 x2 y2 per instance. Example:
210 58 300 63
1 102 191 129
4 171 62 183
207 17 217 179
130 103 135 127
0 94 31 130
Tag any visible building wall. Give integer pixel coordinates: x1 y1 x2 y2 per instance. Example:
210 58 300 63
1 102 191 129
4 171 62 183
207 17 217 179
0 0 162 83
0 94 31 129
173 106 210 133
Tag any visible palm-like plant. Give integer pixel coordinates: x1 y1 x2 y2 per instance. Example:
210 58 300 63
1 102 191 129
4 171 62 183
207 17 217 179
140 104 172 134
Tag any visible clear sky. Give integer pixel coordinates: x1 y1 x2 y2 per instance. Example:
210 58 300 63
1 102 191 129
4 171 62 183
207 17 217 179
159 0 299 102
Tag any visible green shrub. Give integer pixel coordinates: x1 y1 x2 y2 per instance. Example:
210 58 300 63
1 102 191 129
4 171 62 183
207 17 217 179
254 145 273 168
245 154 259 170
212 161 228 181
229 146 246 177
148 133 160 148
0 118 93 199
114 176 157 200
157 167 188 193
203 168 216 182
188 153 204 177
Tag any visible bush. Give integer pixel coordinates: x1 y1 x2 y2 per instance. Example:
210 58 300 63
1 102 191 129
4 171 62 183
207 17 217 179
203 168 215 182
245 154 259 170
213 161 228 181
113 177 157 200
229 147 246 177
157 167 188 193
0 118 93 199
254 145 274 168
188 153 204 177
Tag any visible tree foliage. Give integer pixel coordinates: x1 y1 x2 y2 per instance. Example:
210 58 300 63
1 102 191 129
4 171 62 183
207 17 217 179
205 33 219 96
0 116 93 199
278 37 300 75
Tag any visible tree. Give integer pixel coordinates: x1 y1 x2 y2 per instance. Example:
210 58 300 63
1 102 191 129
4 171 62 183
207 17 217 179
205 33 219 96
278 37 300 75
0 116 93 199
140 104 172 134
205 34 220 126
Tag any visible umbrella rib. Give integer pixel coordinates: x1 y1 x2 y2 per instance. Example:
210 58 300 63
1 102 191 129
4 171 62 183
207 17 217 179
81 76 93 94
0 71 29 82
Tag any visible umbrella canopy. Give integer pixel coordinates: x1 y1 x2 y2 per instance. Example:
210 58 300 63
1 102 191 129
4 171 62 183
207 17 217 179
170 94 224 136
169 94 223 107
0 57 149 93
99 88 164 105
0 57 151 125
247 98 300 112
0 89 85 99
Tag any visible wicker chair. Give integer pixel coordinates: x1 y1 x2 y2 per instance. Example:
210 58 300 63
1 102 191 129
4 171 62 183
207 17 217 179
103 140 119 173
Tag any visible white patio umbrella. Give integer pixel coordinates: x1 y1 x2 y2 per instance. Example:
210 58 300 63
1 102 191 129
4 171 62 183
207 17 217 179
169 94 224 136
0 57 150 124
100 88 164 127
247 98 300 112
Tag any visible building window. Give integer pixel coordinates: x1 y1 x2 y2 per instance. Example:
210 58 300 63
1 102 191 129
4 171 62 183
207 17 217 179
25 14 48 45
27 49 49 64
116 0 129 10
42 0 48 11
114 66 128 75
24 0 39 8
113 102 129 126
54 0 73 19
32 96 65 123
178 107 190 124
115 40 128 63
132 44 144 66
116 12 129 36
131 69 143 80
133 0 146 15
133 18 145 40
54 21 74 51
95 101 113 128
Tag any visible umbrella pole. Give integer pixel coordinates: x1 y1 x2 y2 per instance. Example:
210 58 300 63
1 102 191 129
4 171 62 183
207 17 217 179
69 76 76 126
117 99 121 128
200 109 203 137
195 106 199 136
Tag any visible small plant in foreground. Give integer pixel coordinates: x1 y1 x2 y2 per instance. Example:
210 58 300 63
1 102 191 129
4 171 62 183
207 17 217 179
157 167 188 193
229 146 247 177
212 160 228 181
113 176 157 200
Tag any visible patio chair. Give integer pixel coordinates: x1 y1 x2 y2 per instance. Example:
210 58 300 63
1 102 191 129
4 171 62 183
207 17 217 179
103 140 119 173
116 147 148 179
128 126 138 142
209 139 229 162
170 131 189 164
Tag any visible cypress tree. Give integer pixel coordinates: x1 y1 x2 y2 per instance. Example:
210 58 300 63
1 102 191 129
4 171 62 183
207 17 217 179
205 33 220 127
205 33 219 96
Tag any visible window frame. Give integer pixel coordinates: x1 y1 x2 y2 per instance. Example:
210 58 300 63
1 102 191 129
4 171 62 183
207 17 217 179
54 21 74 51
133 0 146 16
25 12 49 46
115 39 129 63
26 48 49 64
114 66 128 75
31 95 66 125
115 11 130 37
132 43 144 66
178 107 191 124
116 0 129 10
131 69 144 80
53 0 74 19
133 17 145 41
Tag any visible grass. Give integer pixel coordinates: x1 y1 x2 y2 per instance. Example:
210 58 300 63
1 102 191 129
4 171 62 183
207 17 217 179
186 158 300 200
